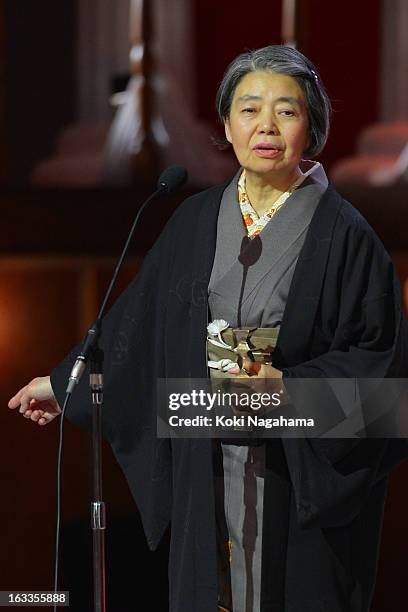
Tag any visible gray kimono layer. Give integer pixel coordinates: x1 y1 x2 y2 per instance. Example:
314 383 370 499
209 166 328 612
208 164 328 329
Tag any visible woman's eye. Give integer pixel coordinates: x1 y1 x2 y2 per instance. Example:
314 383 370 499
242 107 256 113
279 110 295 116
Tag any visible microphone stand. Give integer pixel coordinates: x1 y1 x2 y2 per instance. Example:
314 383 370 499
65 180 173 612
90 347 106 612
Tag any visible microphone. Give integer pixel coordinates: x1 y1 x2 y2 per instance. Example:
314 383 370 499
237 235 262 327
66 165 188 394
157 165 188 193
238 235 262 267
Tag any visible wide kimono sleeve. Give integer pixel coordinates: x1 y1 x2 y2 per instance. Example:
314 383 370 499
280 202 408 528
284 208 404 378
50 204 185 550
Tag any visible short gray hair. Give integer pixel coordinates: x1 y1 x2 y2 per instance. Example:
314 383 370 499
215 45 332 159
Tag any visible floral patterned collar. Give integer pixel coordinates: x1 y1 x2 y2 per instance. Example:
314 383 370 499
237 162 321 238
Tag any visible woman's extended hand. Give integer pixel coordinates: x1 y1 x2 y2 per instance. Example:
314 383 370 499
229 358 283 378
8 376 61 426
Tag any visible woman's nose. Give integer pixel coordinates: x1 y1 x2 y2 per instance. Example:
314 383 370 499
258 114 279 134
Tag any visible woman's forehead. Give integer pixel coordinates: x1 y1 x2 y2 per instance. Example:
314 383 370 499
233 71 305 103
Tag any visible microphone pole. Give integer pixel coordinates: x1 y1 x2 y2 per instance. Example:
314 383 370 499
61 165 188 612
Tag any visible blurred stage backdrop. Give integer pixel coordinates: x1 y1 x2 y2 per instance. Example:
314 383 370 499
1 0 408 610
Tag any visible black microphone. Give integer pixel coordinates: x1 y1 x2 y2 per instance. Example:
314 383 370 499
157 165 188 193
237 235 262 327
66 165 188 393
238 235 262 267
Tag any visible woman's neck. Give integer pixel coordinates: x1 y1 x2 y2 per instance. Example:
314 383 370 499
245 167 303 216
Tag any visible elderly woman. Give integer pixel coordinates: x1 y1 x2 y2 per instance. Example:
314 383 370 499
9 46 408 612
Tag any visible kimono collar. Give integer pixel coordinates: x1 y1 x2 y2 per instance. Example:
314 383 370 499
237 161 328 238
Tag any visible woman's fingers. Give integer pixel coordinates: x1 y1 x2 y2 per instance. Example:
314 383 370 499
8 377 60 426
30 409 44 423
19 393 36 414
22 404 60 425
9 377 54 408
228 359 258 376
38 410 59 426
8 385 29 410
19 390 35 414
242 358 261 375
230 357 283 378
38 412 54 426
24 408 52 425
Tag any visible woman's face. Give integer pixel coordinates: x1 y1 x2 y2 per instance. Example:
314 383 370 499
225 70 310 184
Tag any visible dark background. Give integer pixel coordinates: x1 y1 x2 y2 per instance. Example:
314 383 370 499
1 1 408 611
3 0 382 186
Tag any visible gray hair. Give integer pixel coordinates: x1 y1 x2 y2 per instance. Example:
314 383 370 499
215 45 332 158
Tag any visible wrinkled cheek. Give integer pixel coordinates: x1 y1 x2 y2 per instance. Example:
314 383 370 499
285 148 302 164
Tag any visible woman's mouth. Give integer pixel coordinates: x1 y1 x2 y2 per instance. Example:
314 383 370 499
253 145 283 159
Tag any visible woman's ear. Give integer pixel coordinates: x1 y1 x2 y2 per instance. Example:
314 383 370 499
224 120 232 144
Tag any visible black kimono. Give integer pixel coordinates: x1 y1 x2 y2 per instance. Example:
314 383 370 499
51 178 408 612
